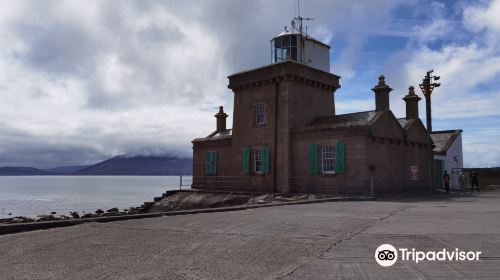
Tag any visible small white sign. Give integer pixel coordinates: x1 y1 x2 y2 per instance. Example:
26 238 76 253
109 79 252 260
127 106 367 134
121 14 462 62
411 165 418 181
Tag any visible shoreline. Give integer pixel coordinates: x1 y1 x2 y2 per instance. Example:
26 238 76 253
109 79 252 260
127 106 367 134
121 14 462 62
3 186 496 227
0 194 378 235
0 190 364 227
0 175 191 221
0 205 148 224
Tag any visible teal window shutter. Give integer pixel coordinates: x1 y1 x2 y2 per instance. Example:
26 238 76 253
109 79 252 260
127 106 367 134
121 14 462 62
262 145 270 174
242 147 250 175
206 151 212 174
336 142 346 174
309 144 318 174
212 151 217 174
206 151 217 175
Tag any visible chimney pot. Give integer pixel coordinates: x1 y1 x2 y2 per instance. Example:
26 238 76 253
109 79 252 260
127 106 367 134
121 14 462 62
403 86 421 119
371 74 393 111
378 75 386 85
215 106 228 132
409 86 415 95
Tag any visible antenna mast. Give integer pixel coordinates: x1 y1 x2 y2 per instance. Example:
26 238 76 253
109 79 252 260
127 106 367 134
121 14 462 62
294 0 313 63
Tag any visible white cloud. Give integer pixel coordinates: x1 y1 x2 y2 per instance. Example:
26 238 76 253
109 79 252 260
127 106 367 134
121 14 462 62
464 0 500 33
399 0 500 120
460 125 500 167
0 0 498 168
0 0 230 167
0 0 418 167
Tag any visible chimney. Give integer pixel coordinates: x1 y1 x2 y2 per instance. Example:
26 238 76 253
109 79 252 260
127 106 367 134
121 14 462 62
403 86 421 119
371 75 393 111
214 106 228 132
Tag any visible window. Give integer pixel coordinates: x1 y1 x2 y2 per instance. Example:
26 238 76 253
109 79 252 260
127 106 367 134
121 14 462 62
255 104 265 125
271 35 299 63
254 149 263 173
206 151 217 175
310 143 346 175
321 145 336 174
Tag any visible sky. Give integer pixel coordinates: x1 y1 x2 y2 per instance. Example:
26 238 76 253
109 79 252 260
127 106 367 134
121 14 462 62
0 0 499 168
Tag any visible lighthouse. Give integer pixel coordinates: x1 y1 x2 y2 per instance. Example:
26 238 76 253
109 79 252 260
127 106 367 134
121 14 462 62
271 19 331 72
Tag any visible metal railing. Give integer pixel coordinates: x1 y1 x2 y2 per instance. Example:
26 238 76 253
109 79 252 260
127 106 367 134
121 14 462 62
451 168 500 192
178 175 193 190
289 176 372 196
192 175 372 195
192 176 273 194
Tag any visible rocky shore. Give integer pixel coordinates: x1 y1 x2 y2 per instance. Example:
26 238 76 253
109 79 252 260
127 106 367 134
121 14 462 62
0 206 146 224
0 190 336 225
146 191 334 213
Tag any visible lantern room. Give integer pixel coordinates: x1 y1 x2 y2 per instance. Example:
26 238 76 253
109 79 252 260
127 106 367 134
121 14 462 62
271 27 331 72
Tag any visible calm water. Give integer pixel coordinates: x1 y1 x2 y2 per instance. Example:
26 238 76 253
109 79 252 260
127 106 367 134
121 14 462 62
0 176 192 218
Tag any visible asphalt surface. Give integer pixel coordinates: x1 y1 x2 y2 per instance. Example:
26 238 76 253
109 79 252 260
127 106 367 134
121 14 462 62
1 192 499 279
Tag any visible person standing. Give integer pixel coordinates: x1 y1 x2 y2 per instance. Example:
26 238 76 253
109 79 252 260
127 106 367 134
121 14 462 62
471 172 480 192
443 170 451 193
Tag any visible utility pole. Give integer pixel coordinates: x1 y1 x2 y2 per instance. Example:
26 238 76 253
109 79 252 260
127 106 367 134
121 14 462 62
419 70 441 132
419 70 441 195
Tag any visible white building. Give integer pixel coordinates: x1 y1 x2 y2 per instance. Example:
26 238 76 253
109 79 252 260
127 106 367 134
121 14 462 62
430 130 463 189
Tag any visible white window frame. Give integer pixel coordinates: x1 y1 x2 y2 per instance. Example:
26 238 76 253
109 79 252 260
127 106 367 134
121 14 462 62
253 148 263 174
255 104 265 125
321 145 336 174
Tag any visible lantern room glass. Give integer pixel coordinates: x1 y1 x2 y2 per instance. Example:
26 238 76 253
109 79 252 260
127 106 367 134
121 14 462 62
272 35 298 63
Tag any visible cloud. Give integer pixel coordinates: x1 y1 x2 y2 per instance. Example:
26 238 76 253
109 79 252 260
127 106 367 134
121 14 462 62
0 0 416 167
464 0 500 34
0 0 231 167
391 0 500 167
0 0 499 168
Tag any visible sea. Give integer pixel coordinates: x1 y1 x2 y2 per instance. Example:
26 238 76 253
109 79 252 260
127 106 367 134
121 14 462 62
0 176 192 218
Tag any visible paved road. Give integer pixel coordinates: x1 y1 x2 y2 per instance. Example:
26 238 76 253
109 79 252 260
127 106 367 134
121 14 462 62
1 192 499 279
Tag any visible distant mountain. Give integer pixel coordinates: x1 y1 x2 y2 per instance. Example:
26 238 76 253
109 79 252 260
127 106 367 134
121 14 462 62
74 155 192 175
44 165 90 174
0 166 56 176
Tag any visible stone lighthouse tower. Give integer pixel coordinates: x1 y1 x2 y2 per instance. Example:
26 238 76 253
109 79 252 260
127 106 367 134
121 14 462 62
225 19 340 192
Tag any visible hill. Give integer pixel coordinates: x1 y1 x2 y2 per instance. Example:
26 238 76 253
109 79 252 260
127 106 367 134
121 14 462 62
74 155 192 175
44 165 90 174
0 166 56 176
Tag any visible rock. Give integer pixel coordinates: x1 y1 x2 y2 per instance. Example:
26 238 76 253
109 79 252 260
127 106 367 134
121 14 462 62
106 207 119 213
37 214 51 218
95 209 104 214
256 194 271 200
257 199 266 204
127 207 144 214
82 213 93 218
36 214 59 221
70 212 80 218
275 197 295 202
51 211 57 215
11 216 35 223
